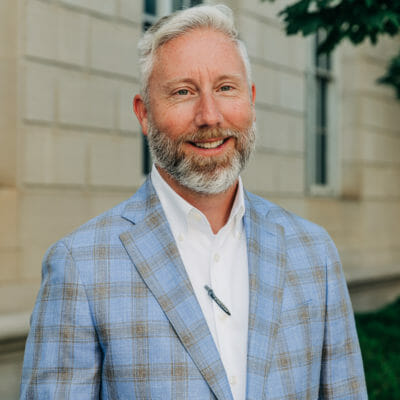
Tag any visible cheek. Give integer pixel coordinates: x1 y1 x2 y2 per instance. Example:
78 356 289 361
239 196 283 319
152 104 195 137
225 102 254 129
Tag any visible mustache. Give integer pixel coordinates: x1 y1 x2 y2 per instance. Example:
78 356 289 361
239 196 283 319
178 127 240 143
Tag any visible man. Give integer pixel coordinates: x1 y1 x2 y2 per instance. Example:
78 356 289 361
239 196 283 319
21 4 367 399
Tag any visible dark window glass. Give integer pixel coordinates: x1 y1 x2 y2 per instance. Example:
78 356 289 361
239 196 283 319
145 0 157 15
173 0 202 11
143 20 152 32
142 135 152 176
315 30 331 70
173 0 184 9
314 31 331 186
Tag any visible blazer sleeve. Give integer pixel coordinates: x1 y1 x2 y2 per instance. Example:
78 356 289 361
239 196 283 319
319 236 368 399
20 240 102 399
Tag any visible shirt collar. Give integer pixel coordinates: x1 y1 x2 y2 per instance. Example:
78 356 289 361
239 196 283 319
150 165 245 237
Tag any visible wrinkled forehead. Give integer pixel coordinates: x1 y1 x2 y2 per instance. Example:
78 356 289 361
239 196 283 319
152 28 239 68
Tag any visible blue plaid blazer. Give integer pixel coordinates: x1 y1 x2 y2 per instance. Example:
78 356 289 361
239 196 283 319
21 178 367 399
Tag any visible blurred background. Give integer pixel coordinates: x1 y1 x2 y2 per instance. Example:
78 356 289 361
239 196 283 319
1 0 399 398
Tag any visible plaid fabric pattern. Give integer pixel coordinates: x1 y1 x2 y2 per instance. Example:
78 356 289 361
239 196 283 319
20 178 367 399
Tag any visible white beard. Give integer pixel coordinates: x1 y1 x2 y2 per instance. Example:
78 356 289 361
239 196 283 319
146 121 256 194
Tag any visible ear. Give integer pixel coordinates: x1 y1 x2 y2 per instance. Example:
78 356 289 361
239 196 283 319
133 94 149 135
251 83 256 107
251 83 256 121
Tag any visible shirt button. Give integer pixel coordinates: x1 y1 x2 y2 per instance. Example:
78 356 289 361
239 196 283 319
229 375 237 385
213 253 220 262
177 234 184 242
192 211 202 221
218 313 228 322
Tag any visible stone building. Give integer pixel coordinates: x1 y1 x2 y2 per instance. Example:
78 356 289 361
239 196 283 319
0 0 400 397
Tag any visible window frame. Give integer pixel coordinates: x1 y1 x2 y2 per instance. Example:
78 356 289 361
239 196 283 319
305 34 340 197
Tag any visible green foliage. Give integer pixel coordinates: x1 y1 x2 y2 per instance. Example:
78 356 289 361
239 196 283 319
263 0 400 98
277 0 400 54
378 51 400 97
355 297 400 399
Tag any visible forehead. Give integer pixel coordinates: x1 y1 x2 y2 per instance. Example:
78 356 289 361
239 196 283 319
151 28 246 82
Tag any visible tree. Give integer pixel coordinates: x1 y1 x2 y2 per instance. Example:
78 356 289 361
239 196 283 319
264 0 400 98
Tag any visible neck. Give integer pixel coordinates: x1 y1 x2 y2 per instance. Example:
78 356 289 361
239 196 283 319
157 166 238 234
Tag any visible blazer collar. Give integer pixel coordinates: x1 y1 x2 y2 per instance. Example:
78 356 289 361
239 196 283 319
119 177 234 400
244 191 286 400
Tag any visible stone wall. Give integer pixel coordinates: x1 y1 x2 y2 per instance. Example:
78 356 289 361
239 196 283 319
1 0 400 333
1 0 145 318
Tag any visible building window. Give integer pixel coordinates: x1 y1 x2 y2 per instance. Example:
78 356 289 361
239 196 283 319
142 0 203 175
306 31 338 195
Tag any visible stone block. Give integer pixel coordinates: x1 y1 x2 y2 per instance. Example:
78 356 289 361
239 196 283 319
277 155 304 194
362 165 390 199
363 130 400 165
117 83 141 132
242 150 278 194
90 18 140 77
252 63 278 106
25 0 58 60
256 108 304 153
0 281 40 314
341 162 362 199
88 134 142 187
24 62 56 122
58 7 89 66
0 0 17 59
253 63 304 112
23 126 86 186
18 190 92 264
240 0 292 21
118 0 142 24
237 14 262 61
343 59 394 98
360 97 400 132
361 201 400 248
88 191 135 217
341 124 361 162
60 0 90 12
261 24 292 68
0 58 17 185
58 72 115 129
61 0 117 17
0 248 19 282
278 72 305 112
359 35 400 63
0 188 17 248
19 245 45 281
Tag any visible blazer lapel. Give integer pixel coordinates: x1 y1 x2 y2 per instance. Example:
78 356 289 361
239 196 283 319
244 193 286 400
119 179 233 400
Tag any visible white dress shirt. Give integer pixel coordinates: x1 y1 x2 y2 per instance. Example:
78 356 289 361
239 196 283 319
151 166 249 400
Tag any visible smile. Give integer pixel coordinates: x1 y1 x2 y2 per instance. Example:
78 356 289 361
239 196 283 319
191 139 226 149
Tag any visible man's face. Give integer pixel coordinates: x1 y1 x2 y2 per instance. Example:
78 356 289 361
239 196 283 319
135 28 256 194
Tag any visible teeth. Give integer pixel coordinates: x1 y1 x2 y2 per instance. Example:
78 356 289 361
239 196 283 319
194 139 224 149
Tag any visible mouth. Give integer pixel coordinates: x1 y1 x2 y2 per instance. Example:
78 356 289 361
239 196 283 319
190 138 228 149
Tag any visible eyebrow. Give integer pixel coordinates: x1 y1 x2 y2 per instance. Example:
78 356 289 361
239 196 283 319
161 74 244 91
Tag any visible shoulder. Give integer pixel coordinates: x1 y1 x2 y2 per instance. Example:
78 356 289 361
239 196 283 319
245 190 329 240
245 190 336 269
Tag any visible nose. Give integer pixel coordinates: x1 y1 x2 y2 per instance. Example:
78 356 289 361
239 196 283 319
194 92 223 128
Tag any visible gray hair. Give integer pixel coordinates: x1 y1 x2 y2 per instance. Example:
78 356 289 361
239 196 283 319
137 4 252 105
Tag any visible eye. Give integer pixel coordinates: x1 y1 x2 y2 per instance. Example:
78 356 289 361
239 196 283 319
176 89 189 96
220 85 233 92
